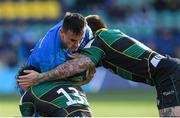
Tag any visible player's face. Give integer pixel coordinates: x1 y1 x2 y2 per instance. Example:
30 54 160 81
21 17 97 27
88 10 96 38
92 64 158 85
60 29 84 51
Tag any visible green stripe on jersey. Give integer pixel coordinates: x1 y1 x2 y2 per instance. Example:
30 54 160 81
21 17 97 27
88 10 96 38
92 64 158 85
98 29 125 45
123 44 146 58
51 96 67 108
32 82 60 97
32 80 78 97
82 46 105 65
117 67 132 80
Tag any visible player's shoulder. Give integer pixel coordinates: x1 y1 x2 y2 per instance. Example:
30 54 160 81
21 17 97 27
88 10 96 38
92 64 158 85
49 20 63 32
96 29 126 42
37 20 63 49
98 29 124 36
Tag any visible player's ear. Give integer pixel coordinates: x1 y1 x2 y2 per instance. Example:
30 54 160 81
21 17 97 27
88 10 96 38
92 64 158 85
60 28 64 35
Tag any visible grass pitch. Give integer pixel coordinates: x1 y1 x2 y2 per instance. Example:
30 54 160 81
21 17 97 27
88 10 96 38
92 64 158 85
0 89 158 117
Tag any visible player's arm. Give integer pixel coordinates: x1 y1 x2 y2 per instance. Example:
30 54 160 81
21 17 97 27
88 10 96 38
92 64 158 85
18 54 94 85
66 53 96 85
18 39 105 86
44 54 94 79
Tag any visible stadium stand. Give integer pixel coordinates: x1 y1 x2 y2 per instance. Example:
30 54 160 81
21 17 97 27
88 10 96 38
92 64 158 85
0 0 179 93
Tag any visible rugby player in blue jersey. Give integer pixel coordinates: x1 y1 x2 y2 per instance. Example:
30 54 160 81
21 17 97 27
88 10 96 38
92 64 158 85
16 12 94 117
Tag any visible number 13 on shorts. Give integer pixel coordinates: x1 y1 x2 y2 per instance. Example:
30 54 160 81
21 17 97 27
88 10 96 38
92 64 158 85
57 87 89 106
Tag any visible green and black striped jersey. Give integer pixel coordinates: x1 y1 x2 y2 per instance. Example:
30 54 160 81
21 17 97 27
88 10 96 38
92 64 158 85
82 28 161 85
20 84 90 116
31 83 89 108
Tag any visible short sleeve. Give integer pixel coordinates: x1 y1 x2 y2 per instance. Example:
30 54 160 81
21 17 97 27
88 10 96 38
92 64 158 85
81 38 106 65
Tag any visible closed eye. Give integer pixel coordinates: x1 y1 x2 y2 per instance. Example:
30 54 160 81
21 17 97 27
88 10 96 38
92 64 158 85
71 39 77 42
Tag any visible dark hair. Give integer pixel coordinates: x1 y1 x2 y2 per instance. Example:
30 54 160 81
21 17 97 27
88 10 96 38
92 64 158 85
62 12 86 35
85 15 107 35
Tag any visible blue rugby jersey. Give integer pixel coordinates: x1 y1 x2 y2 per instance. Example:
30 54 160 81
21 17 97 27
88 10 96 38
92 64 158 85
27 20 93 72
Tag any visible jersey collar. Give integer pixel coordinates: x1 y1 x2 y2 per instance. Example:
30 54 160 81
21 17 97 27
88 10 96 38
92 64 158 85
96 28 107 33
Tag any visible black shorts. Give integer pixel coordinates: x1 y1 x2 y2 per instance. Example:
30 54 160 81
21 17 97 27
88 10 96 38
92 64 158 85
155 57 180 109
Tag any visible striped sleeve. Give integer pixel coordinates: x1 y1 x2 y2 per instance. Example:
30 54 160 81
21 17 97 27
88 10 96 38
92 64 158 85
81 38 106 65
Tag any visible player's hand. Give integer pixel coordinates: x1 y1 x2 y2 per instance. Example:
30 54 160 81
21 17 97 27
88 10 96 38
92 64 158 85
17 70 43 89
19 84 29 91
68 53 80 59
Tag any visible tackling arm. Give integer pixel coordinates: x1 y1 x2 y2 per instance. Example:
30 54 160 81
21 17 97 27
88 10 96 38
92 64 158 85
39 54 95 83
18 54 95 86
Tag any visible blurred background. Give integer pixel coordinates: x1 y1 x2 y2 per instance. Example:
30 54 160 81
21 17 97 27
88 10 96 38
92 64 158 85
0 0 180 116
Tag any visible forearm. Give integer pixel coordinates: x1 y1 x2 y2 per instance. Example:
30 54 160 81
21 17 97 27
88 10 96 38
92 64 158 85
38 54 95 83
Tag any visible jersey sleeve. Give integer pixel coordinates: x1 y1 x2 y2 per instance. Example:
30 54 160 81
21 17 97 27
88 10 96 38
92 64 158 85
81 38 106 65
